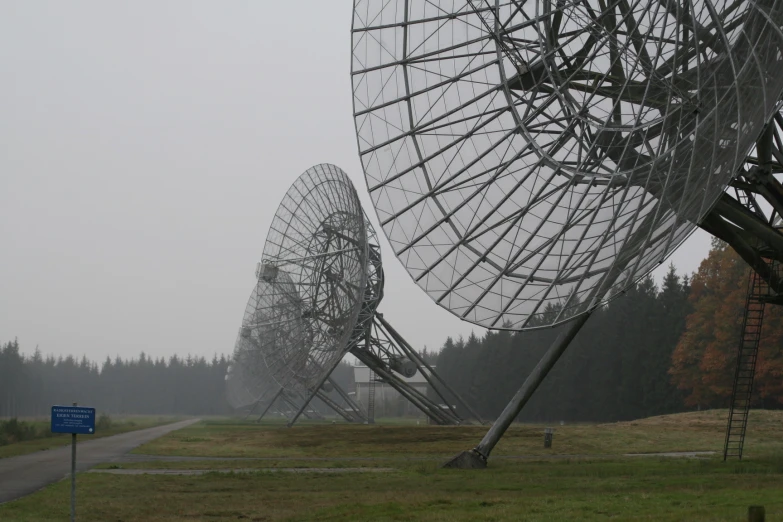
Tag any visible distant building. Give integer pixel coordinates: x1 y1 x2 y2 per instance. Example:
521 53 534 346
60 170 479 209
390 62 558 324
353 365 431 418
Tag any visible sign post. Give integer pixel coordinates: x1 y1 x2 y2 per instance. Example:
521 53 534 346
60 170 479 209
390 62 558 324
51 403 96 522
71 427 75 522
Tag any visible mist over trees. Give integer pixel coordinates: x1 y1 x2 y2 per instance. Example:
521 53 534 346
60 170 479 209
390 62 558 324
3 242 782 421
0 343 230 417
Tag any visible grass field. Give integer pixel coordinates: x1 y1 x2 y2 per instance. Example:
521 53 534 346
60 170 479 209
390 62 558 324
130 409 783 460
0 415 184 459
1 410 782 521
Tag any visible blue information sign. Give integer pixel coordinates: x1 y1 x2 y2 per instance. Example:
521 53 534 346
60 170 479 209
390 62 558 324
51 406 96 435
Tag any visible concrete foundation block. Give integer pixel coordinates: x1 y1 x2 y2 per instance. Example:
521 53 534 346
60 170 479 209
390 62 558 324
441 449 487 469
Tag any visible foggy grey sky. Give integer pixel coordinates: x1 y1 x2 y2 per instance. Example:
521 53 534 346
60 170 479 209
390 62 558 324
0 1 713 363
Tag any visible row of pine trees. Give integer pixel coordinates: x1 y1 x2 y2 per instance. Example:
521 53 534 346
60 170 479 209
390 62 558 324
435 240 783 422
2 240 781 421
435 264 691 422
0 343 356 419
0 347 230 417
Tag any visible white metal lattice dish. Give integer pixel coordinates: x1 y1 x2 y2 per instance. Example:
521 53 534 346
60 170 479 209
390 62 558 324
351 0 783 329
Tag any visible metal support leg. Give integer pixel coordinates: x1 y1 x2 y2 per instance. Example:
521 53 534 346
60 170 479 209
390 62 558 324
315 389 357 422
373 316 463 421
443 312 591 468
243 399 261 421
288 366 340 427
377 315 484 424
327 377 367 421
280 393 311 419
255 387 285 422
352 348 458 424
286 351 357 427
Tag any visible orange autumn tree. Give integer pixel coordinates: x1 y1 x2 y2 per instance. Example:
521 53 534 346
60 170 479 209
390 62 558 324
670 239 783 408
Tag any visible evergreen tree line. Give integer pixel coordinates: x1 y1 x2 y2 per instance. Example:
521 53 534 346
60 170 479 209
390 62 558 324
434 265 692 423
0 343 230 417
0 342 419 418
434 243 783 423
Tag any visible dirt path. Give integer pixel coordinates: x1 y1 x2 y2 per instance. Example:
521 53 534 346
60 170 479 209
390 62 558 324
0 419 199 504
115 449 714 464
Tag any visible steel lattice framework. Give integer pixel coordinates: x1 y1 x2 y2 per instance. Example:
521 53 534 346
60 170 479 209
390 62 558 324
257 164 369 401
226 285 319 420
352 0 783 329
240 164 479 426
702 102 783 284
224 282 291 413
225 334 274 411
225 165 368 420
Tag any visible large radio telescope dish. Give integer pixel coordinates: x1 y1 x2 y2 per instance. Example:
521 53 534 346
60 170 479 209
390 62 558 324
225 284 283 410
250 268 312 390
257 164 369 393
351 0 783 329
225 348 262 410
246 164 477 426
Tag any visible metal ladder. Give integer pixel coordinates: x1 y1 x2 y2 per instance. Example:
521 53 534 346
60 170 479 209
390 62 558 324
367 369 377 424
723 267 767 460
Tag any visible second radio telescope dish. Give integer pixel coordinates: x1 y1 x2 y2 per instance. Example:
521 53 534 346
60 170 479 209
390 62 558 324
258 164 368 394
249 163 478 425
351 0 783 329
225 283 285 411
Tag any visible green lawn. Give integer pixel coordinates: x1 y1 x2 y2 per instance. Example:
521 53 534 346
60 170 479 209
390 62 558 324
1 410 782 521
2 458 783 521
0 416 185 459
131 409 783 460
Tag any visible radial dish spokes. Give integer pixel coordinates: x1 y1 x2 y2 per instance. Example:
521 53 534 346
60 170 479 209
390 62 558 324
257 164 369 393
352 0 783 329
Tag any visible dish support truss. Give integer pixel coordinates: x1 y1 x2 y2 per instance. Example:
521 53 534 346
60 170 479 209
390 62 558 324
240 332 367 424
287 244 484 427
251 375 367 424
445 106 783 468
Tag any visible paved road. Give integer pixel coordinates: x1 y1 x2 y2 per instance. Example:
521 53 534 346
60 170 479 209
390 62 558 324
0 419 199 504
